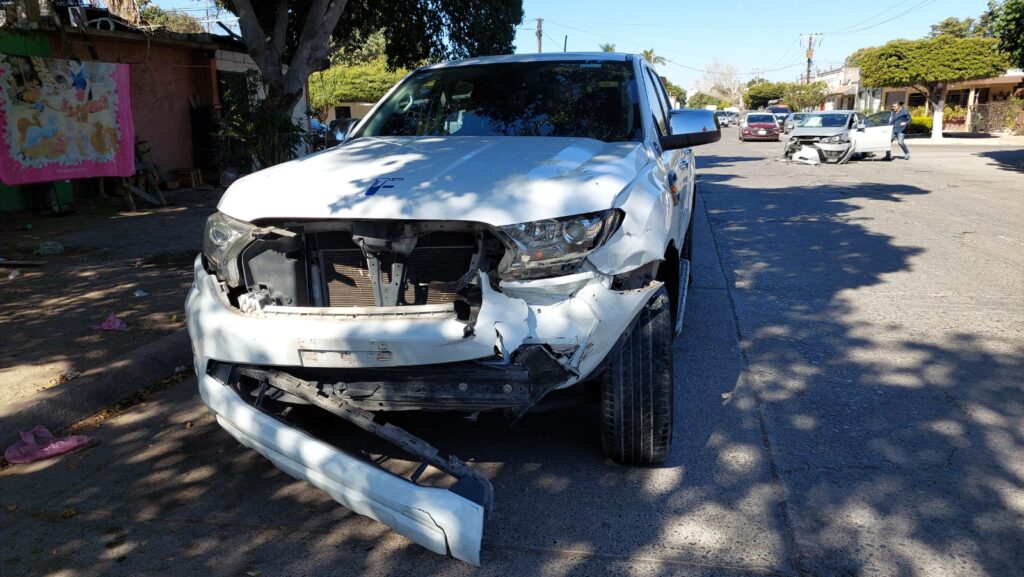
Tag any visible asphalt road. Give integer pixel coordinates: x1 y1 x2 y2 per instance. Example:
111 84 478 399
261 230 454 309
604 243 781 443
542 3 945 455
1 132 1022 577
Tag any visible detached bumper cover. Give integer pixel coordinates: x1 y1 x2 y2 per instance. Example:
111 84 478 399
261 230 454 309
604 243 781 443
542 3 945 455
199 372 485 565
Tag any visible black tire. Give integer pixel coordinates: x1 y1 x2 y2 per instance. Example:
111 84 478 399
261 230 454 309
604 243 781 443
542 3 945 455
600 287 674 465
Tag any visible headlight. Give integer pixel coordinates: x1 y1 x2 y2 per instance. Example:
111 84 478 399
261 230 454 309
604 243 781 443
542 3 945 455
203 212 254 286
821 134 849 144
496 209 623 280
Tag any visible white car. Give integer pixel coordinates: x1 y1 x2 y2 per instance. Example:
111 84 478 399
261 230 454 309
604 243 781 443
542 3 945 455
185 53 720 564
783 110 894 163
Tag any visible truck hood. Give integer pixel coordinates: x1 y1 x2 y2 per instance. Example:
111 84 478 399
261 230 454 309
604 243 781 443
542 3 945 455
789 126 848 139
217 136 647 226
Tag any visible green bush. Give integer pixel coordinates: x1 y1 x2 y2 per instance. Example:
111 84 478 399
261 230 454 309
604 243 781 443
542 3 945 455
308 58 407 112
906 116 933 134
943 104 967 122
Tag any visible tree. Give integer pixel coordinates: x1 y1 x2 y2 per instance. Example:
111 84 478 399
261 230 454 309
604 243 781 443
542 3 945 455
844 47 873 67
700 59 742 107
782 81 829 111
641 49 666 66
928 16 980 38
220 0 522 158
309 57 407 111
744 81 786 109
139 5 204 33
859 37 1009 138
746 77 768 87
687 91 721 108
989 0 1024 68
662 78 686 107
598 43 616 53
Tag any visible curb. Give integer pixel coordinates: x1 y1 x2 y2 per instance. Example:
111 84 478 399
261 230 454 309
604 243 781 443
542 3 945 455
0 329 192 444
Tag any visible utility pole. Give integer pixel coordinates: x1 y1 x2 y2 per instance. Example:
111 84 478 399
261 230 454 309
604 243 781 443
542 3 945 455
804 33 820 84
563 35 567 52
536 18 543 53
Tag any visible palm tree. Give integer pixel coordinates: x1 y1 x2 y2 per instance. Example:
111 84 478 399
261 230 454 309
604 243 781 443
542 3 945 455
641 48 666 66
599 43 616 52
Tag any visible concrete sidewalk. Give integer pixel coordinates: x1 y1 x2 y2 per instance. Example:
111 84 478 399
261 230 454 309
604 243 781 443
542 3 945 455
0 188 217 444
905 133 1024 146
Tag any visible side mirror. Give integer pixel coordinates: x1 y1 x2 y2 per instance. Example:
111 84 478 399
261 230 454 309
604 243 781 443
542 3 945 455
660 109 722 150
856 121 866 131
327 118 361 145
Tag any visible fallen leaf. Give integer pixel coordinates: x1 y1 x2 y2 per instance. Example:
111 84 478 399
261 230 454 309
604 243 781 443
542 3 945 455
4 505 18 512
185 421 193 430
246 571 261 576
62 508 77 518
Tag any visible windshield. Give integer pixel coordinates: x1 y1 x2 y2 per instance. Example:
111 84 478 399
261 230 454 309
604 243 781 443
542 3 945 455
747 114 776 124
798 113 850 128
356 60 643 142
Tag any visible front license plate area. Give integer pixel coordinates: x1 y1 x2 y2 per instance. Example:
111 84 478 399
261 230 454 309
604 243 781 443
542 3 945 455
300 349 392 367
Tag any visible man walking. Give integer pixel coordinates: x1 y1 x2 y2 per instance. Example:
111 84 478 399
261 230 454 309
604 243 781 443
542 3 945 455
885 101 911 160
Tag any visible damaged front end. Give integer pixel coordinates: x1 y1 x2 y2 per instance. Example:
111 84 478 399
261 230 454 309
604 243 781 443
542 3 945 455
783 133 855 164
186 211 662 564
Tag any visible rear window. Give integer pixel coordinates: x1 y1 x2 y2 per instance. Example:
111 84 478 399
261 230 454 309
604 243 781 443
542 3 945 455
747 114 776 123
766 106 791 114
357 60 643 142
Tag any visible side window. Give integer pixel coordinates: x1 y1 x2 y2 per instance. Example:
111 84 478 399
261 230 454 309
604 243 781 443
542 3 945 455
641 66 667 136
648 68 673 118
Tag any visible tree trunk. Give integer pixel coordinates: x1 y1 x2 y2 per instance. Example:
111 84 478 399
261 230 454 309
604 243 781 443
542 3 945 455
929 83 947 140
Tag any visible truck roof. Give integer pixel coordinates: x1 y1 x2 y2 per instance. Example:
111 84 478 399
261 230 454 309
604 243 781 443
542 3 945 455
422 52 632 70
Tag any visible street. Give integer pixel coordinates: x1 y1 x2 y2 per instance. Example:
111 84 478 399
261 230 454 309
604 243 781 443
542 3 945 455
1 132 1021 577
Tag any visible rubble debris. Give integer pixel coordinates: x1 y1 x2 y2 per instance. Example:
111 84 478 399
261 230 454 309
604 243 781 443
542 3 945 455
91 313 127 331
133 289 150 298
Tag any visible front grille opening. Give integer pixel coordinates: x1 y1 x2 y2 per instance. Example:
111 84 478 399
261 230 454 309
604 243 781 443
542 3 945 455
308 230 479 307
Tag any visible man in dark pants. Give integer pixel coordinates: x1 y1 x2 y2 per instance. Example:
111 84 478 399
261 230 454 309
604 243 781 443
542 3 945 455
886 101 911 160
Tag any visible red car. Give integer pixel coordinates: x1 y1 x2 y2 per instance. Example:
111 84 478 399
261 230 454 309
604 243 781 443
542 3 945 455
739 113 780 142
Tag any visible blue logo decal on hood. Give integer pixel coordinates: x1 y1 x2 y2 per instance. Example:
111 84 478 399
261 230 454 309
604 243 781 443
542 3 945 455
365 177 404 196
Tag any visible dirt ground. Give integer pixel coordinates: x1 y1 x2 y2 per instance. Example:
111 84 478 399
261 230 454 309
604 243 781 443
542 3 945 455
0 189 219 406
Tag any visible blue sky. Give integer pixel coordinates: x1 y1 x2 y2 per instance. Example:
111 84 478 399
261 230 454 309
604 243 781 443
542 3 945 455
511 0 991 90
155 0 991 91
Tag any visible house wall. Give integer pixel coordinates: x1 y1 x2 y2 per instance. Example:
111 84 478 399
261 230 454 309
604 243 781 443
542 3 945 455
50 35 215 174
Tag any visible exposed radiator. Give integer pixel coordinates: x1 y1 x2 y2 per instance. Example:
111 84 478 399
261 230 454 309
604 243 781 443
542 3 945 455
309 231 476 307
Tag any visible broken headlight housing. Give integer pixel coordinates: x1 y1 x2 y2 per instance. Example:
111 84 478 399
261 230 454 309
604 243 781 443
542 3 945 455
203 212 254 287
821 134 849 144
496 209 623 280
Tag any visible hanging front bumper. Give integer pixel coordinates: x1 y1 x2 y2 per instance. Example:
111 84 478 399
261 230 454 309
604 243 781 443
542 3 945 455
198 370 486 565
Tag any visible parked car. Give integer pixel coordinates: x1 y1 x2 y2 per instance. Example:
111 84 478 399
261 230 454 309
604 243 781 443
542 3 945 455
766 104 791 127
186 53 720 565
716 110 732 126
783 112 809 134
739 112 780 141
783 110 893 163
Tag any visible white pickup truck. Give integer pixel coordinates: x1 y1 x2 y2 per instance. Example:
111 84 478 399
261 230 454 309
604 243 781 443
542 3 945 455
186 52 720 564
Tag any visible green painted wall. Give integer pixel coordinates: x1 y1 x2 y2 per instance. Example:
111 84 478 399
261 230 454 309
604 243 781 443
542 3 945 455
0 29 55 211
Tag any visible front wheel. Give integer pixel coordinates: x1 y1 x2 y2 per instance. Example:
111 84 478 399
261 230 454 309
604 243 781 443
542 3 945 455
600 287 674 465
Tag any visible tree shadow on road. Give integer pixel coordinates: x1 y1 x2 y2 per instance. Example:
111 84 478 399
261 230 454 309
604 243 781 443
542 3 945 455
0 168 1021 576
975 149 1024 172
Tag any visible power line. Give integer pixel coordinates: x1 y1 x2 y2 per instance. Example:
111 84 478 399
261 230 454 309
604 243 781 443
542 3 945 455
827 0 940 36
824 0 912 35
